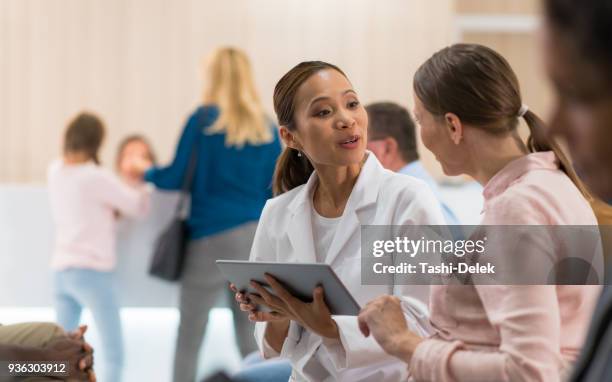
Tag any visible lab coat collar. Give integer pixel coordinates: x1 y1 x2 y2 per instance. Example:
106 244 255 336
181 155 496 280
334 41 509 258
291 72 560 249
285 152 384 265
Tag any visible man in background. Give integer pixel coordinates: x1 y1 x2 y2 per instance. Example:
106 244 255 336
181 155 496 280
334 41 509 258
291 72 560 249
365 102 460 225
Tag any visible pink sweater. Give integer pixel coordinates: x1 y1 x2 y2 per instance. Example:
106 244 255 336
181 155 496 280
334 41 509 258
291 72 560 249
409 152 600 382
48 160 150 271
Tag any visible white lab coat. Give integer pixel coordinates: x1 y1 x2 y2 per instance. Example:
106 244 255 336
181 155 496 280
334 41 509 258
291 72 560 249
250 153 445 382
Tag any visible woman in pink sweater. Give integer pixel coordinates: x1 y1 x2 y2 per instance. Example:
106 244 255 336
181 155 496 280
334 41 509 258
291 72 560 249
358 44 601 381
48 112 150 382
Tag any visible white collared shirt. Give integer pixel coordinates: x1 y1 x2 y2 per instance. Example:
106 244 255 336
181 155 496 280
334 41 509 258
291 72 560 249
251 152 446 382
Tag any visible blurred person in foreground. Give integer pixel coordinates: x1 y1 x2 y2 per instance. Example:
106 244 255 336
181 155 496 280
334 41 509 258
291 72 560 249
542 0 612 380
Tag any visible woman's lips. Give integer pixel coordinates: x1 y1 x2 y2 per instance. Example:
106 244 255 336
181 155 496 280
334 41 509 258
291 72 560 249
338 135 360 149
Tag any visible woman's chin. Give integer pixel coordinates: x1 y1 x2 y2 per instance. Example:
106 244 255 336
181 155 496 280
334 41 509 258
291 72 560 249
338 148 366 166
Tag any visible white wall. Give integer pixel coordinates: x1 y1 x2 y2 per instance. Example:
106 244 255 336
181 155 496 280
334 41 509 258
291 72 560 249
0 186 180 307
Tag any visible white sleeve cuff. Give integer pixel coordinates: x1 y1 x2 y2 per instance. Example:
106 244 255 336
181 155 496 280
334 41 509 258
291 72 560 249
256 321 305 359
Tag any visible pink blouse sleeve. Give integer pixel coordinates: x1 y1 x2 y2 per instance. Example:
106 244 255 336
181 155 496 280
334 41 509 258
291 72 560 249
410 285 564 382
409 187 571 381
93 169 150 218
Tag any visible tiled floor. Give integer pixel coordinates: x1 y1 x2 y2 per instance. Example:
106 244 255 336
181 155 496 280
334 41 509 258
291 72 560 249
0 307 242 382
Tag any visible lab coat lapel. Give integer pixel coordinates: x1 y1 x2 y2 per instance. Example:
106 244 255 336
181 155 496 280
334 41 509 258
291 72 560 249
286 174 318 264
325 153 383 266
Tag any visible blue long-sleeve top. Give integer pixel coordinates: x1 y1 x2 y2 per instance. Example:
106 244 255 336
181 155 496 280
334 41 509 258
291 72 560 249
145 105 282 240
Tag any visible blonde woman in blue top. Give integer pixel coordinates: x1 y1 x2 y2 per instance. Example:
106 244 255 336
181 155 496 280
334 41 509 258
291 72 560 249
143 47 281 382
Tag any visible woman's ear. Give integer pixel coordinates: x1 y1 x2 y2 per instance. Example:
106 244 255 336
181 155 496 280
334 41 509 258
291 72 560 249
444 113 464 145
279 126 301 150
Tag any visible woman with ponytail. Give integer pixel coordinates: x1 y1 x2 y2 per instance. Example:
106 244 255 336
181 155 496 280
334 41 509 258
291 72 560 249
232 61 446 381
359 44 601 381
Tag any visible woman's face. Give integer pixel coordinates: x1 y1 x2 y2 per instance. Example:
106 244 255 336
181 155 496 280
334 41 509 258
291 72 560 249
283 69 368 167
413 95 466 176
118 140 152 176
543 22 612 200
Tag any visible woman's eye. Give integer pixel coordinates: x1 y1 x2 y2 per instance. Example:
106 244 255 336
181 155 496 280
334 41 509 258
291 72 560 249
348 100 360 108
315 109 331 117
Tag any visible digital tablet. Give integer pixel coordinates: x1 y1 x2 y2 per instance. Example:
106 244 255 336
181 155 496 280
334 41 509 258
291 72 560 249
216 260 362 316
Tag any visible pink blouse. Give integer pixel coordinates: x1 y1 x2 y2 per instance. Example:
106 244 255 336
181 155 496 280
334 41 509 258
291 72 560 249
409 152 601 382
48 160 150 271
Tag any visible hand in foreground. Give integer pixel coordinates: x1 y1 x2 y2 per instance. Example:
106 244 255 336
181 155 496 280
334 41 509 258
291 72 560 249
44 327 96 382
238 274 339 339
358 295 423 362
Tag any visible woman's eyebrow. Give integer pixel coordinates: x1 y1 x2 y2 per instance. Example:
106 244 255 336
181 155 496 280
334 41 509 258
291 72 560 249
308 89 356 109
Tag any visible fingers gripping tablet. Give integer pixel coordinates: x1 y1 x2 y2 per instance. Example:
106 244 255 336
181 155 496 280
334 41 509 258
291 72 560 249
217 260 361 316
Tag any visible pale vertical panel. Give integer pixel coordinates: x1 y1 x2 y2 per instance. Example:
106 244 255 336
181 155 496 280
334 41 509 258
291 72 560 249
62 0 92 122
122 0 177 165
161 0 199 143
331 0 373 96
0 0 8 179
5 0 31 182
455 0 541 14
88 0 125 166
241 0 291 115
28 0 66 181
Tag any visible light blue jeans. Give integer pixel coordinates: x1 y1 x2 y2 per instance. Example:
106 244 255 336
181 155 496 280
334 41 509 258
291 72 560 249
232 352 292 382
54 268 124 382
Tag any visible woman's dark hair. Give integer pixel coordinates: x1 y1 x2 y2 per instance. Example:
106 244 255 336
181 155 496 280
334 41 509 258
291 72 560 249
63 112 105 164
115 134 157 169
413 43 589 197
272 61 347 195
545 0 612 88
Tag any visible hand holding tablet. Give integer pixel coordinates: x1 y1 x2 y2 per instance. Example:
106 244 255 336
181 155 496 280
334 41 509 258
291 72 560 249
218 260 362 316
219 260 362 340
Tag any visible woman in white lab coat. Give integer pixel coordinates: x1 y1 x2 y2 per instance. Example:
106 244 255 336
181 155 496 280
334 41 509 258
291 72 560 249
233 61 445 382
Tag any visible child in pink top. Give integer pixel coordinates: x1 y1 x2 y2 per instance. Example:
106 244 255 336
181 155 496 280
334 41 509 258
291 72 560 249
48 112 150 382
358 44 600 382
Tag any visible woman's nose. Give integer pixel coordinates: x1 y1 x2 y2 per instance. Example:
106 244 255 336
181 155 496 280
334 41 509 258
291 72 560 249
335 110 356 129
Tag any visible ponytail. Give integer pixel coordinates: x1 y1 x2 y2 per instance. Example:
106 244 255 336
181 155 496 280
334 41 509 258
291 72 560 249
522 109 592 200
523 109 612 226
272 147 314 196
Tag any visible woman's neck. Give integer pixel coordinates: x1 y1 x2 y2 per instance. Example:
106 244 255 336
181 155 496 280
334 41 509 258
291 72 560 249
313 157 365 218
468 134 527 186
63 151 92 165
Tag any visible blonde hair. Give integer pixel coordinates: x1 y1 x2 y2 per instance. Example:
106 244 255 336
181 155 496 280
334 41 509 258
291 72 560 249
203 47 272 147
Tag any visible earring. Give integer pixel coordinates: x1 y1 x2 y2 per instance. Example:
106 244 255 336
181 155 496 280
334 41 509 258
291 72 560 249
297 150 302 157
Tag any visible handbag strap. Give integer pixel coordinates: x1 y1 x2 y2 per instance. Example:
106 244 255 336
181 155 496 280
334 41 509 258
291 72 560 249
175 135 200 217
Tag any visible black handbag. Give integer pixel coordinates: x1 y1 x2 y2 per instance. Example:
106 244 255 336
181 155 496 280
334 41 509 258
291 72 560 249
148 140 199 281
